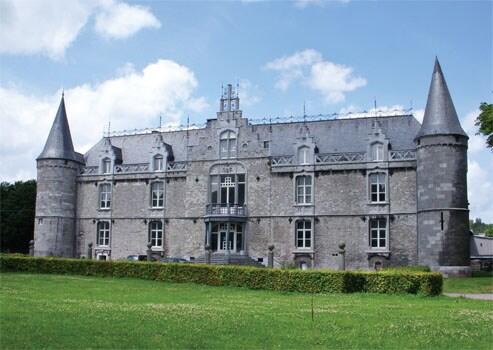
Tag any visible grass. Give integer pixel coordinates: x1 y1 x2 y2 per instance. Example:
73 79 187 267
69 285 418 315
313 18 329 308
1 273 492 350
444 273 493 294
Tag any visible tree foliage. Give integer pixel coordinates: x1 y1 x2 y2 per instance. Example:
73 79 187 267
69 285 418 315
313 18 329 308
475 102 493 150
470 218 493 237
0 180 37 253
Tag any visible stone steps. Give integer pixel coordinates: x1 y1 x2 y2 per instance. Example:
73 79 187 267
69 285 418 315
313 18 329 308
193 253 264 268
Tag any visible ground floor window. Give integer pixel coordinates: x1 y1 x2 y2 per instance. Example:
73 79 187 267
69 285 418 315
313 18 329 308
97 221 110 247
209 223 243 253
369 218 387 249
296 220 312 249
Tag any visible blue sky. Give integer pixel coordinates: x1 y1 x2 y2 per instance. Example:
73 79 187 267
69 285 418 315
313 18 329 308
0 0 491 220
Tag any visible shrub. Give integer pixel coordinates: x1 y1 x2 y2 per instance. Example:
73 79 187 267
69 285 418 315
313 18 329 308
0 254 442 296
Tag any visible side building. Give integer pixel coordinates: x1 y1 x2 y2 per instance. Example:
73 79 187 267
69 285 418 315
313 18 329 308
34 59 471 274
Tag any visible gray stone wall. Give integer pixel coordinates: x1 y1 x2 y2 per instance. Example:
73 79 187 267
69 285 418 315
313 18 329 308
34 159 80 257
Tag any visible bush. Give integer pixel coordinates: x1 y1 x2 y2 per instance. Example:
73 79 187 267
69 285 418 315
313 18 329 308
0 254 442 296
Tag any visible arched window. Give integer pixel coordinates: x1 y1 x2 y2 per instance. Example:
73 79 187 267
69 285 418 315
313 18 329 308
296 220 312 249
102 158 112 174
97 221 110 247
298 146 310 165
369 173 387 203
149 221 163 248
99 183 112 209
371 143 384 161
295 175 312 204
151 182 164 208
219 130 237 159
153 154 164 171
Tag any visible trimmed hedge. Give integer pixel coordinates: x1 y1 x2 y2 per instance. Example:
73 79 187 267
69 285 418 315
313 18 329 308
0 254 442 296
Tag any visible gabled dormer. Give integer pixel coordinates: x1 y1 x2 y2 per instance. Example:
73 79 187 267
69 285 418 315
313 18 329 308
97 138 122 175
149 133 173 172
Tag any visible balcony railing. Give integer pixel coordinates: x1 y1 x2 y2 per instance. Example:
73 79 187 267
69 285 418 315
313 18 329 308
205 204 248 217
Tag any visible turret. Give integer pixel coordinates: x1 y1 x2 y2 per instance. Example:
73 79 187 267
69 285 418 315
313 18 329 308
416 59 470 276
34 95 84 257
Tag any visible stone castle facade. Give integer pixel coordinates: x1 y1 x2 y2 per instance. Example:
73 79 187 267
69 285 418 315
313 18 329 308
33 59 471 275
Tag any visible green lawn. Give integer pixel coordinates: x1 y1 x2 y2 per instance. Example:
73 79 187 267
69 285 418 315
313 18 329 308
1 273 492 350
444 274 493 294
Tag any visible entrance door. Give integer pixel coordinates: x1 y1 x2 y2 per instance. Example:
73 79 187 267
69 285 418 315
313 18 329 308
211 223 243 252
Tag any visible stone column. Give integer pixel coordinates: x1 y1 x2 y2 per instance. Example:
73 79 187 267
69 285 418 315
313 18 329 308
28 240 34 256
87 242 93 260
338 243 346 271
267 245 275 268
146 243 153 262
205 245 212 265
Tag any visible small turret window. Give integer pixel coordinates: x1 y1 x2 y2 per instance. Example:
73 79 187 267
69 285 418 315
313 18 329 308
153 154 164 172
102 158 112 174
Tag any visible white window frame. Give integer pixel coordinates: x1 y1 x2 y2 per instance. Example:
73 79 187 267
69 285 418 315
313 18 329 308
371 143 384 161
99 183 112 209
102 158 112 174
97 221 110 247
369 172 387 203
295 175 313 205
298 146 310 165
296 220 312 249
369 218 387 249
219 130 237 159
153 154 164 172
149 221 163 249
150 181 164 208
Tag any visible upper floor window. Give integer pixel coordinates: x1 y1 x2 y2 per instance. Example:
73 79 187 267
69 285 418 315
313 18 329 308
298 146 310 165
371 143 384 161
210 173 245 206
369 218 387 249
151 182 164 208
97 221 110 247
219 130 237 159
296 220 312 249
149 221 163 248
99 183 111 209
295 175 312 204
102 158 112 174
369 173 387 203
153 155 164 172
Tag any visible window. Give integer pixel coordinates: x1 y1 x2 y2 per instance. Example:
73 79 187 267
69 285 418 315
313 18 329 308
102 158 111 174
153 155 164 171
371 143 384 161
151 182 164 208
296 220 312 249
296 175 312 204
149 221 163 248
298 146 310 165
369 173 386 203
97 221 110 246
210 173 245 206
263 141 270 149
219 130 237 159
99 183 111 209
369 218 387 249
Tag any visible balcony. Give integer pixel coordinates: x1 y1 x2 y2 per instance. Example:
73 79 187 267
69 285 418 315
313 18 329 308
205 204 248 222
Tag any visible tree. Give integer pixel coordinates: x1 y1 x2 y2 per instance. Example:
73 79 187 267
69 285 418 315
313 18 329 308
0 180 36 253
475 102 493 150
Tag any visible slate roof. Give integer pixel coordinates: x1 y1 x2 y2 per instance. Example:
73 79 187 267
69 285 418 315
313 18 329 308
83 115 421 167
416 58 467 139
38 95 83 163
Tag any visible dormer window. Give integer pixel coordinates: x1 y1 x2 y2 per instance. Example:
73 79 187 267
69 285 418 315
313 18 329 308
371 143 384 161
153 154 164 172
219 130 237 159
298 146 310 165
102 158 111 174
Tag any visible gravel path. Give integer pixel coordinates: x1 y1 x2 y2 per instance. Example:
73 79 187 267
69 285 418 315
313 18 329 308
444 293 493 301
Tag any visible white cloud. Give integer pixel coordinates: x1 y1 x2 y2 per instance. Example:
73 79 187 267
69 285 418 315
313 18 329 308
462 109 487 154
95 1 160 39
0 59 207 181
468 159 493 222
265 49 366 104
238 79 261 107
293 0 350 9
337 104 415 119
0 0 161 59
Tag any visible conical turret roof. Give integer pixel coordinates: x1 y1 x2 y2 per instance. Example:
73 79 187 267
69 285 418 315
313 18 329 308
37 95 79 162
416 58 467 139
